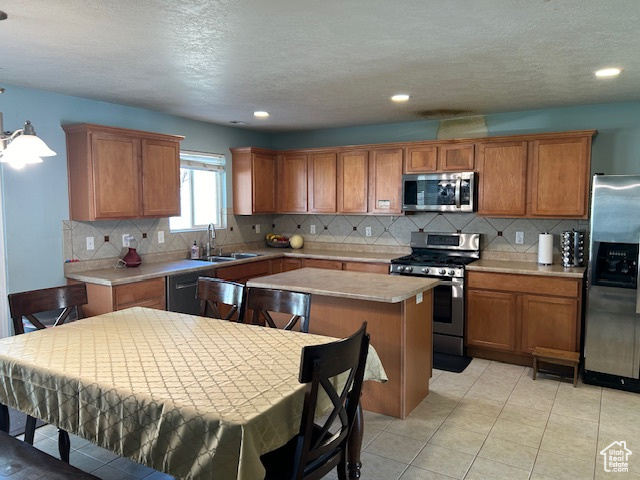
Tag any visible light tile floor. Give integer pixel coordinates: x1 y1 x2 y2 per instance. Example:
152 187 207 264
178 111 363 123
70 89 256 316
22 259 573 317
24 358 640 479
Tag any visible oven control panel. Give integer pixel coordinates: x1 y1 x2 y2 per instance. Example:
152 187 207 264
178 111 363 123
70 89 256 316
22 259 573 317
390 264 464 278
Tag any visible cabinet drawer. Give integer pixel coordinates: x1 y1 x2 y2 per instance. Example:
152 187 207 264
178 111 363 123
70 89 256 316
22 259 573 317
114 278 165 307
302 258 343 270
216 260 270 282
343 261 389 274
467 272 579 297
116 297 166 311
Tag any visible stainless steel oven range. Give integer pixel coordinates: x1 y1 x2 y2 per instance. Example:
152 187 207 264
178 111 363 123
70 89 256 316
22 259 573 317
390 232 480 357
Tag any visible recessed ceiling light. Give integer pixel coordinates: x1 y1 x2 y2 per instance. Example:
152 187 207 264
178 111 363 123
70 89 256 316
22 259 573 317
595 68 622 78
391 94 410 102
253 111 269 118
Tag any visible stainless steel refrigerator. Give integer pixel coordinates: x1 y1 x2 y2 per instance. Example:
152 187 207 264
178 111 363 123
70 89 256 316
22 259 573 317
583 174 640 391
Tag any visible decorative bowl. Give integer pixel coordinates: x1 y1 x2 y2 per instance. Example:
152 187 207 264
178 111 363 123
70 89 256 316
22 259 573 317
266 239 290 248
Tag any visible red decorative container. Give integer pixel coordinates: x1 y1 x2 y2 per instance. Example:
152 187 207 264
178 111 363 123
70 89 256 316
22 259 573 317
122 247 142 267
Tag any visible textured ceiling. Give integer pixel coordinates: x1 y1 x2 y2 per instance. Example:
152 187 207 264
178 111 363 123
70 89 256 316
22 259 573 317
0 0 638 132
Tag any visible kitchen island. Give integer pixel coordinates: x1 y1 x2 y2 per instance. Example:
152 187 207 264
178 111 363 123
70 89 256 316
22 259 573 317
246 267 439 419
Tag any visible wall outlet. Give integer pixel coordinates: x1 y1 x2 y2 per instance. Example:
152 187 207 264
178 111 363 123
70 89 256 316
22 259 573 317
310 224 316 235
515 231 524 244
255 224 261 234
158 231 165 243
86 236 94 251
122 234 131 247
365 226 372 237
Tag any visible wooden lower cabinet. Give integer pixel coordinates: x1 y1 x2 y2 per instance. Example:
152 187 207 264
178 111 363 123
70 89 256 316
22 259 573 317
84 277 166 317
466 271 583 365
466 289 517 352
215 260 271 284
302 258 343 270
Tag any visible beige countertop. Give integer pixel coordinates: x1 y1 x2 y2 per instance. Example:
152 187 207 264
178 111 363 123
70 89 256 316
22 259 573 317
467 259 586 278
64 249 398 286
246 267 439 303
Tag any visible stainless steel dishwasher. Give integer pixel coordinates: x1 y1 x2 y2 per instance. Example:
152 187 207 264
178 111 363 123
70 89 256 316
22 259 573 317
166 268 216 315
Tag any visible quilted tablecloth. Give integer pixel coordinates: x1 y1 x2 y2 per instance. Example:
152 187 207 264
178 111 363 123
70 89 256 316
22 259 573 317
0 307 386 480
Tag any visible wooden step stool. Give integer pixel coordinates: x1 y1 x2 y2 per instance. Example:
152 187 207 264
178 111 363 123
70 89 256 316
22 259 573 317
532 347 580 387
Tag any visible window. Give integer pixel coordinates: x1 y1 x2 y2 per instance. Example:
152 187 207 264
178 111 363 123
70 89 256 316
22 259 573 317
169 151 225 231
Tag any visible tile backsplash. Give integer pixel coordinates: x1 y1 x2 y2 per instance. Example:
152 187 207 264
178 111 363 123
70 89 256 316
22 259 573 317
63 211 589 268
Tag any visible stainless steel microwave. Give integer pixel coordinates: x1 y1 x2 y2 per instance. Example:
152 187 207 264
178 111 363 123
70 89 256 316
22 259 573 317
402 172 476 212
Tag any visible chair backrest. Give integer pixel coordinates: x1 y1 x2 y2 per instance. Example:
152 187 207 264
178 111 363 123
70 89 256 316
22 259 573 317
245 287 311 333
8 283 88 335
197 277 245 321
292 323 369 479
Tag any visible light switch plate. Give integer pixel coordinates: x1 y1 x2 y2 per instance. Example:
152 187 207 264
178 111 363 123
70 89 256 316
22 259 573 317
310 224 316 235
365 227 372 237
158 231 165 243
86 236 94 251
515 231 524 244
255 224 261 234
122 234 130 247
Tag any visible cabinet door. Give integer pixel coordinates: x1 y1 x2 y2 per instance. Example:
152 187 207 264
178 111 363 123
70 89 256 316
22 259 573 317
141 139 181 217
438 143 474 171
476 141 528 216
91 133 141 219
308 152 337 213
529 136 590 217
466 289 517 351
252 153 277 213
283 258 303 272
277 153 308 213
113 277 166 310
338 150 369 213
521 294 578 353
369 148 403 214
404 145 437 173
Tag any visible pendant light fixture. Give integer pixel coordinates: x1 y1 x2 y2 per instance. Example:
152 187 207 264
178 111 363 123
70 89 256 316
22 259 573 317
0 112 56 169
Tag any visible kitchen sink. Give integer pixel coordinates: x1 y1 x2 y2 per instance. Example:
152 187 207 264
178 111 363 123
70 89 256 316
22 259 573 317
229 252 262 259
195 256 235 263
192 253 262 263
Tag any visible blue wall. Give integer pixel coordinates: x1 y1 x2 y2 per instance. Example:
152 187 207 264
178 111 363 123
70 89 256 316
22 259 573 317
271 102 640 176
0 84 271 293
2 83 640 294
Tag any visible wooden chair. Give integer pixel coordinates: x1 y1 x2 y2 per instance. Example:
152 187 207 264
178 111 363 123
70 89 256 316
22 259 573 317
261 323 370 480
197 277 245 321
7 283 87 460
8 283 88 335
245 287 311 333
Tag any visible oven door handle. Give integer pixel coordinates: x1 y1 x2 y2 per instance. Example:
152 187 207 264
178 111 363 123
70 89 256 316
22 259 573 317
434 280 461 287
455 177 462 209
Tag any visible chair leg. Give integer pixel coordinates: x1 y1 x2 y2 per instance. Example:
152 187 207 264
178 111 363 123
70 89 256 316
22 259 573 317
24 415 37 444
347 401 364 479
58 429 71 463
0 404 8 433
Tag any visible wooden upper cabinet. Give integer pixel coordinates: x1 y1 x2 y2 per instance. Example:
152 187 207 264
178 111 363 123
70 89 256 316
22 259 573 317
529 135 591 218
338 150 369 213
476 141 528 216
308 151 338 213
438 143 474 171
64 124 183 221
404 143 474 173
369 148 403 214
277 153 308 213
231 148 276 215
141 139 181 217
405 144 438 173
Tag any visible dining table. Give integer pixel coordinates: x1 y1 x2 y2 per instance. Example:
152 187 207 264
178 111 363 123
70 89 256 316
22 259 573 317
0 307 387 480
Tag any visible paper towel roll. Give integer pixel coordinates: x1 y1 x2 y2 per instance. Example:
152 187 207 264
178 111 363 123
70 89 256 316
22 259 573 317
538 233 554 265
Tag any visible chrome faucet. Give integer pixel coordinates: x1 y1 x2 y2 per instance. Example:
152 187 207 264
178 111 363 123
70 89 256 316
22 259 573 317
206 223 216 256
